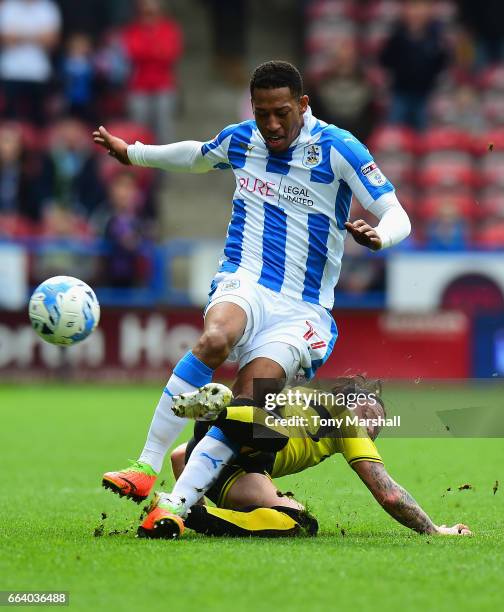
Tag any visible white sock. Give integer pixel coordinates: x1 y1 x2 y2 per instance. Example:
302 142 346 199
171 434 236 510
138 373 196 473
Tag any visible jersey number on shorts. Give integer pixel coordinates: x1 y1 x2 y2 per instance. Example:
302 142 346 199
304 321 327 351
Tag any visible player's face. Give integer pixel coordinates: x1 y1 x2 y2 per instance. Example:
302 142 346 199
252 87 309 153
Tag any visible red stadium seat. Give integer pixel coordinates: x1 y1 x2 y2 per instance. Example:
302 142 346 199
376 152 414 185
422 150 473 164
418 194 477 220
395 187 416 218
472 128 504 155
428 91 461 126
418 127 474 154
476 188 504 220
475 221 504 247
368 125 418 155
0 213 37 238
417 156 479 191
482 91 504 126
479 151 504 188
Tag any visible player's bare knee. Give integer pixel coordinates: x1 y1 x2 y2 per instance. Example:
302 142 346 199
170 443 187 480
195 328 233 362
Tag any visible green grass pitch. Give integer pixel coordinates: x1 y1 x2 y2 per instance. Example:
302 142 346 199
1 384 502 611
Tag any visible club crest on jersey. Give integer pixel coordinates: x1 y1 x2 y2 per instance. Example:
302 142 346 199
219 279 240 292
361 161 387 187
302 144 321 168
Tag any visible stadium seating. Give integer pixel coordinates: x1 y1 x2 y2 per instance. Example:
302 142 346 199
289 1 504 251
368 125 418 155
376 152 415 185
418 127 474 155
419 193 476 220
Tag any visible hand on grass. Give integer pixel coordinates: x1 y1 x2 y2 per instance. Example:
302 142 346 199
436 523 472 536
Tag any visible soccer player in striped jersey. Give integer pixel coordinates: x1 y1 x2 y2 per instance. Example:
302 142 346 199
94 61 411 503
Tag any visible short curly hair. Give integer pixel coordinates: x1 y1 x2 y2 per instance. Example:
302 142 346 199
330 375 386 416
250 60 304 99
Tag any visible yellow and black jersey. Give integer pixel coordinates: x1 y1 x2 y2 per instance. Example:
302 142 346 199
187 391 383 506
266 387 383 476
271 434 382 478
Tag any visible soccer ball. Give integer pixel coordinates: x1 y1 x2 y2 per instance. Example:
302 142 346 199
28 276 100 346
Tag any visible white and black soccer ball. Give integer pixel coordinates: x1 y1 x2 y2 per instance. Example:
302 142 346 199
28 276 100 346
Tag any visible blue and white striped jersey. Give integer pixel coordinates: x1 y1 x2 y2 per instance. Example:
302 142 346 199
202 107 394 310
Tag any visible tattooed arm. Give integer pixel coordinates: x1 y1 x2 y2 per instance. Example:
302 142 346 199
352 461 471 535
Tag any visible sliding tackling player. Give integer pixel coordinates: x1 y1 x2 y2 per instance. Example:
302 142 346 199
137 378 471 539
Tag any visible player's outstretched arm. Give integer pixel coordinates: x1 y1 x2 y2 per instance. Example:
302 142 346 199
92 126 212 173
353 461 471 535
93 126 131 165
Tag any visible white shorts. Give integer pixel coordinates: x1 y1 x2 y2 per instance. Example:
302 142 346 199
205 270 338 384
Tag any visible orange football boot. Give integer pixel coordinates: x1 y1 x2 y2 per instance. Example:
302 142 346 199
102 460 157 503
137 493 186 539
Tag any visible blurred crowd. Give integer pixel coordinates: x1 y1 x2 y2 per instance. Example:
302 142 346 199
0 0 503 292
0 0 183 286
306 0 504 249
303 0 504 295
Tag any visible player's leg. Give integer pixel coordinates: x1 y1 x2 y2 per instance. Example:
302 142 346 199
137 402 291 536
135 282 299 515
184 504 318 538
170 443 188 480
130 279 290 502
143 456 317 539
150 345 297 513
171 442 306 511
184 472 318 537
102 302 246 502
167 448 316 538
224 472 303 510
232 356 286 401
163 339 302 510
187 467 319 536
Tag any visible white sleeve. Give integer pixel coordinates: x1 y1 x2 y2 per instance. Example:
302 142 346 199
127 141 213 174
367 192 411 249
